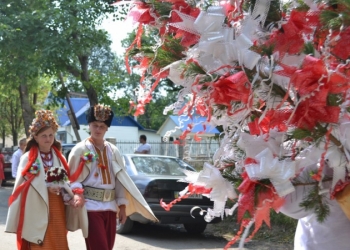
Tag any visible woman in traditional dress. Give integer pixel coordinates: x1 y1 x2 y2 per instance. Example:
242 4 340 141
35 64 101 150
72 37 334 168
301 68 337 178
5 110 71 250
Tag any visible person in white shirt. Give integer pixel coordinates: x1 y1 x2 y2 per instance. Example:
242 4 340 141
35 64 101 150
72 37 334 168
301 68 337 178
135 134 151 154
11 138 27 178
68 104 157 250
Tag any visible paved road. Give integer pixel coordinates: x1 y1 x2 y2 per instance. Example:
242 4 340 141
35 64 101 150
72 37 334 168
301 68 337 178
0 185 246 250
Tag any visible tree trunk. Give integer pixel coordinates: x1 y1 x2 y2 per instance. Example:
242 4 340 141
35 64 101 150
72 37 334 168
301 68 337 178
18 82 35 137
2 129 5 149
9 101 17 146
12 131 18 147
79 55 98 106
86 85 98 106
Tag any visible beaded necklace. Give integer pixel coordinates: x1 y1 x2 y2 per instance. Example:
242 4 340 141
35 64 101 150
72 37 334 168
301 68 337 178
40 151 53 168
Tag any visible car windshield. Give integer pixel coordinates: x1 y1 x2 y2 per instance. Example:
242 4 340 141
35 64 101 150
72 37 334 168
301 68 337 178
130 156 194 176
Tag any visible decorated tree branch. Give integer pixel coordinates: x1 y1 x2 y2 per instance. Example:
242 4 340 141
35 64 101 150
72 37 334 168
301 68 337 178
118 0 350 248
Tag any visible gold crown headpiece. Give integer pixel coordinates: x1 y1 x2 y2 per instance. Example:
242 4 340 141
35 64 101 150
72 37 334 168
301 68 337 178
29 110 59 136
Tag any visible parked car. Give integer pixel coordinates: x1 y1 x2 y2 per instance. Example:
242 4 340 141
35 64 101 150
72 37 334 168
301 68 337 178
61 143 76 160
117 154 221 234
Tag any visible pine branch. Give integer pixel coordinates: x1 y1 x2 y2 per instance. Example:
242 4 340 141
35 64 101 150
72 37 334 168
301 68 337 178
150 0 173 17
221 166 243 188
320 0 350 29
154 36 186 68
299 183 330 223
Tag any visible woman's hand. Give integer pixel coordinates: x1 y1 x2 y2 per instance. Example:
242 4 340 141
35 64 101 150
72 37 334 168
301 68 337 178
48 186 61 195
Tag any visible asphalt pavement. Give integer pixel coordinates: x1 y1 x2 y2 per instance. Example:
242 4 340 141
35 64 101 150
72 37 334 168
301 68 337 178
0 181 246 250
0 183 86 249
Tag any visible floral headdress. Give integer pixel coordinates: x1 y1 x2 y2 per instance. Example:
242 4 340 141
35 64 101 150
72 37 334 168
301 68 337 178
86 104 114 127
94 104 112 122
29 110 59 136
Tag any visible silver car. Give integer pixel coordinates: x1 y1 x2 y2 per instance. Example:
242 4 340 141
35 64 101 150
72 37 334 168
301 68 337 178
117 154 221 234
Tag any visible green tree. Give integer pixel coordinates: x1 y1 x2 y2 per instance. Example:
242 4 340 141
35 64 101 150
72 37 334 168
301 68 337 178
119 30 182 130
0 0 51 135
41 0 117 106
0 0 120 134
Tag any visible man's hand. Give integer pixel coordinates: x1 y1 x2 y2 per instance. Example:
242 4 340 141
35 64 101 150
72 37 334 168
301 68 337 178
118 205 127 224
71 193 85 208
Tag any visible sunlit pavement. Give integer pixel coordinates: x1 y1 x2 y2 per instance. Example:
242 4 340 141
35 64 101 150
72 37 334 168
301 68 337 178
0 184 246 250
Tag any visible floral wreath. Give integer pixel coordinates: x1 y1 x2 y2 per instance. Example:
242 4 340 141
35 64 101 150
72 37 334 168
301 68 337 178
94 104 112 122
29 110 59 136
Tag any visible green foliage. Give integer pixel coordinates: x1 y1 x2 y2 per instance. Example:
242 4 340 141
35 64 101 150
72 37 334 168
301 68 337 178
154 37 186 69
121 28 191 129
181 62 207 78
299 183 330 223
250 44 275 58
136 87 178 130
127 34 186 70
303 42 315 56
152 0 173 17
327 93 343 106
294 0 311 11
0 0 124 132
292 125 328 141
264 0 282 27
320 0 350 30
221 166 243 188
292 128 313 140
243 0 282 27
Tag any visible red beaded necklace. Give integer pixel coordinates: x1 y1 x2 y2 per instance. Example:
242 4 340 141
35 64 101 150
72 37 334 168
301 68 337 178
40 151 53 168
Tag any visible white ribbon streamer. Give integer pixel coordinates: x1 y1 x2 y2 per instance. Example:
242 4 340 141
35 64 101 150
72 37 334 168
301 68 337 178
245 148 296 197
179 162 237 220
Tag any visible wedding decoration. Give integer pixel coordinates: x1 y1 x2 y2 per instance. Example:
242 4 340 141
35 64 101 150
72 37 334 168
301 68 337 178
119 0 350 248
70 151 97 182
46 166 74 197
81 152 98 162
46 165 69 185
28 159 41 175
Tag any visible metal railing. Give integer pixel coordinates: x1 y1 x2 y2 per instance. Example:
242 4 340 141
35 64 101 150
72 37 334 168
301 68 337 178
115 140 220 162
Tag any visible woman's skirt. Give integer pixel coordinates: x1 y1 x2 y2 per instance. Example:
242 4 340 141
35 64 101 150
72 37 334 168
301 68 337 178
22 191 69 250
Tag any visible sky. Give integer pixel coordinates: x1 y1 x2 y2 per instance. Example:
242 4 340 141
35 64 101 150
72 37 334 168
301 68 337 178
100 15 136 56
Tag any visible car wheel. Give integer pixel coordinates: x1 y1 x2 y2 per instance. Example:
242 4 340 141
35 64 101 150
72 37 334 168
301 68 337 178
183 223 207 234
116 217 134 234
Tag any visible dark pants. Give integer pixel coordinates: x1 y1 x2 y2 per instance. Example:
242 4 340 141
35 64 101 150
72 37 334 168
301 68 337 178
85 211 116 250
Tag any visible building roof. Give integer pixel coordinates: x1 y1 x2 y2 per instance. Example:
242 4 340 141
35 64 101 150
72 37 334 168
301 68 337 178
56 98 147 130
157 115 220 136
169 115 220 133
57 98 89 126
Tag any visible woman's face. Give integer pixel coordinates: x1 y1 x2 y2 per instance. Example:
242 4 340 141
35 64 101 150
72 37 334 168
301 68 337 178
34 127 55 151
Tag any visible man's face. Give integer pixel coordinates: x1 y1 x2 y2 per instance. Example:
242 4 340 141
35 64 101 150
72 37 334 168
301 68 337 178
89 121 108 139
19 142 26 151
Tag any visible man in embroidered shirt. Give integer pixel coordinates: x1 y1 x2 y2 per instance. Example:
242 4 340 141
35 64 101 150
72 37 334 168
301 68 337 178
68 104 157 250
11 138 27 178
135 134 151 154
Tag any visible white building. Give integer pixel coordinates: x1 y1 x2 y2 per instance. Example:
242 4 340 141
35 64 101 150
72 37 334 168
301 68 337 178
56 98 160 145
